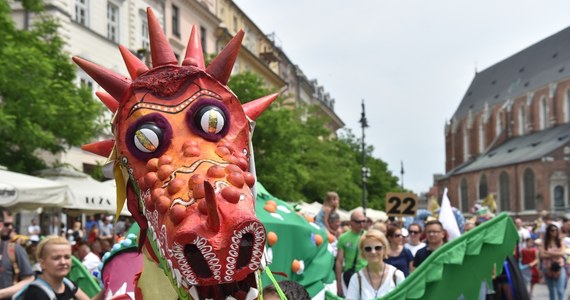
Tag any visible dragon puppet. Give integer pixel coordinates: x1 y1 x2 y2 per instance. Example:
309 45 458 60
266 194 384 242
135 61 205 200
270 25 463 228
74 8 277 300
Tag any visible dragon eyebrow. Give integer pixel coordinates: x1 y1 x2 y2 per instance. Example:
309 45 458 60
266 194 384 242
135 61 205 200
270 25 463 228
127 89 222 118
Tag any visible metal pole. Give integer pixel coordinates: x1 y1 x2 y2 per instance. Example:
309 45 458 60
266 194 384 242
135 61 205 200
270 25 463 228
400 160 405 190
360 100 368 215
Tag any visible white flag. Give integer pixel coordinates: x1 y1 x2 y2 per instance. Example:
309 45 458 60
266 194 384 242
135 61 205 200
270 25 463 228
439 188 461 241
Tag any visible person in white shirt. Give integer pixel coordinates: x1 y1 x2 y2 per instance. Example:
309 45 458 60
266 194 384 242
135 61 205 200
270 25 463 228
77 243 101 275
404 223 425 257
27 218 41 241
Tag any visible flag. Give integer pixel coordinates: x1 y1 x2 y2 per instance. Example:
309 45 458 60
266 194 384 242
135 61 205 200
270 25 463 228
439 188 461 241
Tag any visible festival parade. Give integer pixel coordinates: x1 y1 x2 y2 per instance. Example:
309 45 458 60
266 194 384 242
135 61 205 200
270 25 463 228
1 0 570 299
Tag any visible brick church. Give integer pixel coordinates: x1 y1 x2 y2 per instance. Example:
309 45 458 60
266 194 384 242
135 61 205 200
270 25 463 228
439 26 570 218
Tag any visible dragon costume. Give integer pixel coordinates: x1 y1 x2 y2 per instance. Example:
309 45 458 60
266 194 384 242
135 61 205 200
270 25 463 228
75 8 277 300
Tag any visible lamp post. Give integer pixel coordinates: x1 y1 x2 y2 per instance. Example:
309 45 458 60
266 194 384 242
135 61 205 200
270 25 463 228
359 100 369 215
400 160 405 190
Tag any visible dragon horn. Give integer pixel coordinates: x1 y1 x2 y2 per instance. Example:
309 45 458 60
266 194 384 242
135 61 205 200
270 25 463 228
243 93 279 121
95 91 119 113
147 8 177 67
81 139 115 157
72 57 131 101
182 26 205 69
204 181 221 232
206 30 244 85
119 45 149 79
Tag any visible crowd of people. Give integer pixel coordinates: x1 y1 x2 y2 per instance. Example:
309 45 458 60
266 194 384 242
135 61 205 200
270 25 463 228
0 209 131 299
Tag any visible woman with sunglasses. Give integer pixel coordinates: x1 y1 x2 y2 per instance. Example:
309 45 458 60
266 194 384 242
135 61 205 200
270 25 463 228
385 225 414 277
346 230 404 299
404 223 425 257
540 224 566 300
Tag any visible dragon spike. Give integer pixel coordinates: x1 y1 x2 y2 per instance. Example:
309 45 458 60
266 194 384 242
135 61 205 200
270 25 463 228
72 57 131 101
119 45 149 79
182 26 205 69
206 30 245 85
81 139 115 158
95 91 119 113
147 8 178 67
243 93 279 121
203 181 220 232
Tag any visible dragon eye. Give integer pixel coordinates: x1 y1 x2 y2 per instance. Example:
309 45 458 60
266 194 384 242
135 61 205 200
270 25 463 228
195 106 226 135
133 123 162 153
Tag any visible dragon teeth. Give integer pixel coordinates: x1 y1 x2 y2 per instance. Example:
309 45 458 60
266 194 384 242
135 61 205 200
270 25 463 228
190 286 200 300
245 287 258 300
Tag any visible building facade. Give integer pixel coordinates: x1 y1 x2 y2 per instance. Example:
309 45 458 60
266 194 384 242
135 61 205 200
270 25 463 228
440 27 570 218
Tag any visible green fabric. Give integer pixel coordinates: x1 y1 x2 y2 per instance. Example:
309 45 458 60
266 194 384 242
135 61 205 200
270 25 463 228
337 231 367 272
68 256 101 297
256 182 336 298
325 212 517 300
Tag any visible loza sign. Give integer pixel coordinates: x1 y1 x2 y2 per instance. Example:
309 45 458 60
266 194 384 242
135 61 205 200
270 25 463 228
386 193 418 217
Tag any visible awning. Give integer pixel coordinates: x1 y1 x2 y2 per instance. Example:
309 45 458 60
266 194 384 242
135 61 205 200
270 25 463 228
38 168 129 215
0 168 68 210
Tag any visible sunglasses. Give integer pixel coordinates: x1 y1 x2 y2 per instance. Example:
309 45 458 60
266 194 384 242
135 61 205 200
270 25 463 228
352 219 366 224
409 231 420 234
3 222 13 227
393 234 403 238
364 245 383 252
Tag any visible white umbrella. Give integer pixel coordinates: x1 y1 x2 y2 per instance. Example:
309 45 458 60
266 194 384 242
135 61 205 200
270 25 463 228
38 168 129 215
0 168 68 210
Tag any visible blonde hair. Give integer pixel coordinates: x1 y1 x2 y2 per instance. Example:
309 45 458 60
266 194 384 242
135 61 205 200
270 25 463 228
36 235 70 260
324 192 339 208
358 229 390 260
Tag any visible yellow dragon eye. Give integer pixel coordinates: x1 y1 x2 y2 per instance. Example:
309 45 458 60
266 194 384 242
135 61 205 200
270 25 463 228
133 124 162 153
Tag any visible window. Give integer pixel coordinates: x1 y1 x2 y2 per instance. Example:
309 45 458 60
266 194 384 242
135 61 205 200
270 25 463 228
478 116 485 153
141 18 149 50
233 16 238 31
554 185 565 211
565 89 570 123
172 5 180 37
523 168 536 210
107 2 119 43
478 174 488 199
200 26 207 54
496 112 503 136
463 127 469 161
499 172 510 211
78 70 95 97
460 178 468 213
540 97 548 129
518 106 526 135
75 0 89 26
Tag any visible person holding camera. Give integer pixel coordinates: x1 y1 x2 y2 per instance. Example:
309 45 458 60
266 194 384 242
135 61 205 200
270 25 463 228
540 224 566 300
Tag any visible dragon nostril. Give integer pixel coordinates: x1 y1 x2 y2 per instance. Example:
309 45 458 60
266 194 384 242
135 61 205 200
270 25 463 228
184 244 213 279
237 233 254 269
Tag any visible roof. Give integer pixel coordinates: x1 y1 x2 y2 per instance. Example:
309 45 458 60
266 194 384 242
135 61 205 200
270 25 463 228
452 26 570 120
450 122 570 175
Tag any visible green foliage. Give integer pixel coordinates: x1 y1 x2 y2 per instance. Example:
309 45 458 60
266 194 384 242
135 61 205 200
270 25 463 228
229 71 402 211
0 2 103 173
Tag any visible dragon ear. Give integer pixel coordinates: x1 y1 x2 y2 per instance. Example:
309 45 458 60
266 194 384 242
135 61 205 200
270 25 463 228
72 57 131 102
206 30 244 85
182 26 205 69
147 8 178 67
243 93 279 121
119 45 149 79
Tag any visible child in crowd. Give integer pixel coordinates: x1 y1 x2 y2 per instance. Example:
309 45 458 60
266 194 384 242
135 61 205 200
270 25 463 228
520 237 539 297
315 192 340 234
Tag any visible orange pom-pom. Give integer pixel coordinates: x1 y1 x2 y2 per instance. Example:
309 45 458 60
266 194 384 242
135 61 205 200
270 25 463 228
328 232 336 243
304 215 314 223
291 260 301 273
267 231 278 246
314 234 323 246
266 200 277 207
264 204 277 213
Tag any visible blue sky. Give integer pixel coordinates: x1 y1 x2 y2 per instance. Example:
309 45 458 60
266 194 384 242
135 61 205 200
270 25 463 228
235 0 570 194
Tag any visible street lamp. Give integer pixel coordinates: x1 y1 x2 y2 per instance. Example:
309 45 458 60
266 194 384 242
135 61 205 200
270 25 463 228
359 100 369 215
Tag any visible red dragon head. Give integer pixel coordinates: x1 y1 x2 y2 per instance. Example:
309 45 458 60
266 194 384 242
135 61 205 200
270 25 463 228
74 8 275 300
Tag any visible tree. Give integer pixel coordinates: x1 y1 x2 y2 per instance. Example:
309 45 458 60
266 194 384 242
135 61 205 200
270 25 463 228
228 71 402 210
0 2 103 173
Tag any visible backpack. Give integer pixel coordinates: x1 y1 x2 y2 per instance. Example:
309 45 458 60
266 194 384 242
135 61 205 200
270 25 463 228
6 242 20 284
12 277 75 300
